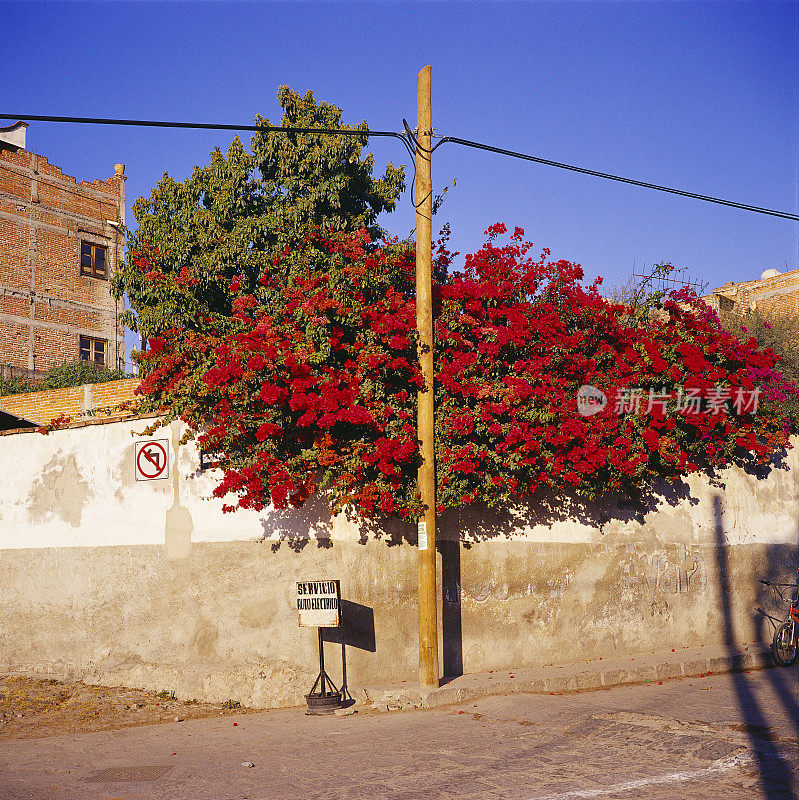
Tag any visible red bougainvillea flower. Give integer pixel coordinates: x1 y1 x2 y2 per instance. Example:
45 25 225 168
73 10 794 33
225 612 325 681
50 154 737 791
131 224 796 518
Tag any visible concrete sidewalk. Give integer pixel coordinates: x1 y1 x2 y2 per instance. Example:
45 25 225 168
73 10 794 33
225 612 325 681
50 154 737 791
355 642 774 712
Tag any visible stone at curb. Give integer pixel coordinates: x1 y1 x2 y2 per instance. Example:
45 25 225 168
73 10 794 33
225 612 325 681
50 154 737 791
655 662 684 681
681 659 709 677
600 669 640 687
334 705 357 717
419 687 457 708
747 651 771 669
545 675 571 693
570 671 603 691
707 657 730 674
739 652 759 670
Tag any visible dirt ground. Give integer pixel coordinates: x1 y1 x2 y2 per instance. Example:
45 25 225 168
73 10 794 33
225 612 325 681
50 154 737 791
0 675 258 740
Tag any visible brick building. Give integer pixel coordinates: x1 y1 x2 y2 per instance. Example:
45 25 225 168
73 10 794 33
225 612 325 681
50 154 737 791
0 122 126 377
704 267 799 318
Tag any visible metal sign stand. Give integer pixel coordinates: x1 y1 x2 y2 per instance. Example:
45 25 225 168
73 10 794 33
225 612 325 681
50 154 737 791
305 628 343 714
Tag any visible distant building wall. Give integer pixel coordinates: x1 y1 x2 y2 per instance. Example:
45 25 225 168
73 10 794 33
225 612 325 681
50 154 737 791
705 266 799 318
0 140 126 372
0 416 796 708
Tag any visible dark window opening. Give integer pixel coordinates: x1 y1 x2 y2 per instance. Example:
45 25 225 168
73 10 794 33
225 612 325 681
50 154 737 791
80 242 108 279
79 336 106 366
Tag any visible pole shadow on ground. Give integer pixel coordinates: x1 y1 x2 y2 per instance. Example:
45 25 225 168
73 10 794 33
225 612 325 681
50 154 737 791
713 494 798 800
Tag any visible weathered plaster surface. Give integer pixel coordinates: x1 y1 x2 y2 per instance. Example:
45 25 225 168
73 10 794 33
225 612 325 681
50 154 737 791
28 452 91 528
0 420 797 707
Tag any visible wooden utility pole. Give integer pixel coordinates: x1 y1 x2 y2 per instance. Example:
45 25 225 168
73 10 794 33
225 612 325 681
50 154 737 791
415 65 439 689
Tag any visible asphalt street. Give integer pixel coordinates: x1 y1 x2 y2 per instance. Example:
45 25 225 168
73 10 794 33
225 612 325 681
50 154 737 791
1 666 798 800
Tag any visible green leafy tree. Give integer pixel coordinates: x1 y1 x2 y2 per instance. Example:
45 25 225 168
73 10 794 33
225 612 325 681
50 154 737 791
111 87 405 344
0 361 127 397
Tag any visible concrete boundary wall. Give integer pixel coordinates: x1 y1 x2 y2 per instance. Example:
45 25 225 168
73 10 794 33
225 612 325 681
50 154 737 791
0 418 797 707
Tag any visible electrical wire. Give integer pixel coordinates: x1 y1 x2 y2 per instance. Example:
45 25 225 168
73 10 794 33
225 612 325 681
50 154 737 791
0 113 405 143
431 135 799 221
3 113 797 221
401 119 431 213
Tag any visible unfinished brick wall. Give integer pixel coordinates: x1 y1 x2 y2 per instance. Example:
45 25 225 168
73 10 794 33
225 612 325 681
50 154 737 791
705 267 799 318
0 143 126 373
0 378 141 425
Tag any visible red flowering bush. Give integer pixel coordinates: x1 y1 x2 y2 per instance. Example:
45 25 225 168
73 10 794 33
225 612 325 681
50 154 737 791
133 224 796 519
432 226 795 510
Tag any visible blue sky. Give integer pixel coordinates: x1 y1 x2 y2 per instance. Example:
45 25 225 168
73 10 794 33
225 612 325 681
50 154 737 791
2 1 797 366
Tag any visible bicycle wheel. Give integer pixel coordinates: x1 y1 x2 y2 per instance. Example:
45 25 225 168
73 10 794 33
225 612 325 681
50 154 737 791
771 622 797 667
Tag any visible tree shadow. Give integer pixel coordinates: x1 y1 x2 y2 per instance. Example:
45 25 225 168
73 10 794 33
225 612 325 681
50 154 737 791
258 494 336 551
713 494 798 800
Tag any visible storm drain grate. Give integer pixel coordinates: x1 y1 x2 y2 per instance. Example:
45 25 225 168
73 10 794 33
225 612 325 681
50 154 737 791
88 765 174 782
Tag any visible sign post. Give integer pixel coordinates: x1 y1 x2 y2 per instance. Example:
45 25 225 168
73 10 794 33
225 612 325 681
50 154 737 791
297 580 344 714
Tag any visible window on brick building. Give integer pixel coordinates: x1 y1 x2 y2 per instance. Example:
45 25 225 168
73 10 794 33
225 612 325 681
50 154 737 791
79 336 106 366
80 242 107 279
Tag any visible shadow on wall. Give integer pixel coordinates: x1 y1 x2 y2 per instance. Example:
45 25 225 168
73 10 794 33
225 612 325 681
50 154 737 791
258 475 700 553
713 494 799 800
322 600 376 653
258 494 336 552
321 599 376 699
256 437 793 552
254 445 796 689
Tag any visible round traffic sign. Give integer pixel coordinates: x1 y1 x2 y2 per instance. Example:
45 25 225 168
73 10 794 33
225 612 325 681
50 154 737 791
136 441 168 479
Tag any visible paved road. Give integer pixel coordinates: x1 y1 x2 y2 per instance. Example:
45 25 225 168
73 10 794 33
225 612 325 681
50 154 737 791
1 667 798 800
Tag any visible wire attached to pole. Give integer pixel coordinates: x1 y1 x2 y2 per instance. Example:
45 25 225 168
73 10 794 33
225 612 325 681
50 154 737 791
4 112 797 221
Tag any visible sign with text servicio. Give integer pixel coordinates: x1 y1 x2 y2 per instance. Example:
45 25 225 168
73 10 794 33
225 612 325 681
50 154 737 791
134 439 170 481
297 580 340 627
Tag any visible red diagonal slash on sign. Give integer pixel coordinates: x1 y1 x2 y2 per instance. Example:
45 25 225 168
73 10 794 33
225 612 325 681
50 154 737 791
143 448 160 469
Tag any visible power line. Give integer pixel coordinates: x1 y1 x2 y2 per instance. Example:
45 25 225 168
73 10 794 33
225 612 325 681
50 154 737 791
428 135 799 221
3 113 797 221
0 112 407 143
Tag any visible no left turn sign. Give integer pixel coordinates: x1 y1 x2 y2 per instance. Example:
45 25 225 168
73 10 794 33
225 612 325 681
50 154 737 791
135 439 170 481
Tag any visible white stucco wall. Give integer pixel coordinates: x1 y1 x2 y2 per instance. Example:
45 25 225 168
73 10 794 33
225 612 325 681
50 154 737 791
2 418 797 550
0 417 797 707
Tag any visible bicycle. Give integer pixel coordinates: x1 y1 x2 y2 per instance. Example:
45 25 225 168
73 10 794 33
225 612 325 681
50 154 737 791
759 569 799 667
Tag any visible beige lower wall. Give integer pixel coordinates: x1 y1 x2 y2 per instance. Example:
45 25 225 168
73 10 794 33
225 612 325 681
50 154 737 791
0 419 797 707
